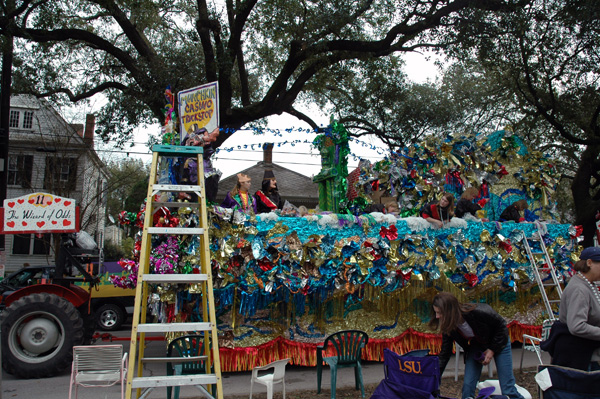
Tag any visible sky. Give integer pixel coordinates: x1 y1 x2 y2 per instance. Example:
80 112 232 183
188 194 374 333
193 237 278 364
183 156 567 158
72 51 441 179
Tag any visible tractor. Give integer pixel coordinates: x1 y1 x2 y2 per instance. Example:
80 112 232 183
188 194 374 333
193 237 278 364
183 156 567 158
0 232 100 378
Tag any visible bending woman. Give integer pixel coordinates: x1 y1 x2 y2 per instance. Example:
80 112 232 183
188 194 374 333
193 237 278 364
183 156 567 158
429 292 524 399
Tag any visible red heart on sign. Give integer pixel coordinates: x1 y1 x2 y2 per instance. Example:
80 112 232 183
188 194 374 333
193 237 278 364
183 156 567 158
7 202 14 208
7 221 15 228
37 221 45 228
46 201 52 206
55 198 61 203
51 221 57 225
28 199 34 204
64 201 71 206
22 221 27 226
63 220 71 226
17 199 24 204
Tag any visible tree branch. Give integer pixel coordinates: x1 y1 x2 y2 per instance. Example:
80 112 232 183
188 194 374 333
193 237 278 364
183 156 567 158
35 82 128 102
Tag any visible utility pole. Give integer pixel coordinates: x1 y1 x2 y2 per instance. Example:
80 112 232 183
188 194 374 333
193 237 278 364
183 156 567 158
0 3 14 254
0 28 13 255
0 13 12 399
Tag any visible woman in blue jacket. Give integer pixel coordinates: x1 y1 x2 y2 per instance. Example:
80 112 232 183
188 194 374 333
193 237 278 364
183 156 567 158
429 292 524 399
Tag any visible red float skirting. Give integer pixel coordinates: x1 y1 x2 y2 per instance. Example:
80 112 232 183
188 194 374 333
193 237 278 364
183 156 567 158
218 322 543 372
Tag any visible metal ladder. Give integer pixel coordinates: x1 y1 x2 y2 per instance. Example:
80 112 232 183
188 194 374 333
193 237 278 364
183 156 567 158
520 222 563 320
125 145 223 399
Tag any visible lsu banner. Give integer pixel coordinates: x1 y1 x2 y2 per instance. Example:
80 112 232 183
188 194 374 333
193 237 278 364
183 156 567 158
178 81 219 142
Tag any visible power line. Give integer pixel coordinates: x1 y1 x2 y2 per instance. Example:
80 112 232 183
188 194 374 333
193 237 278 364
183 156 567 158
94 147 386 160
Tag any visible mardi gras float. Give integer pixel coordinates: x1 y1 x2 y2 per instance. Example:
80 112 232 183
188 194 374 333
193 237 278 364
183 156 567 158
113 120 580 372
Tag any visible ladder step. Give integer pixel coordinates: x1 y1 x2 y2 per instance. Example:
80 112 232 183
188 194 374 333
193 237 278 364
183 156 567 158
131 374 218 389
542 283 558 287
152 184 202 192
137 322 213 333
153 144 204 156
548 300 561 303
141 356 208 364
153 201 201 208
142 274 208 283
147 227 205 235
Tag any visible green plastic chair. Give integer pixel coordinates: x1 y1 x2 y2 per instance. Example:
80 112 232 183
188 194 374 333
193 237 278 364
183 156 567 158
166 335 215 399
316 330 369 399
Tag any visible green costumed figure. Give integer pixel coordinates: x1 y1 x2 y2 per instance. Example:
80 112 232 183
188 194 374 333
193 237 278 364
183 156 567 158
313 120 350 213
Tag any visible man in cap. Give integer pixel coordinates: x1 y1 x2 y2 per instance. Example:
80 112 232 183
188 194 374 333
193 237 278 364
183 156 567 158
541 246 600 370
254 169 284 214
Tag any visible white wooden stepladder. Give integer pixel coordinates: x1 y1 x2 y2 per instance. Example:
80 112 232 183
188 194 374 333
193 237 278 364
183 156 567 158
520 222 563 319
125 145 223 399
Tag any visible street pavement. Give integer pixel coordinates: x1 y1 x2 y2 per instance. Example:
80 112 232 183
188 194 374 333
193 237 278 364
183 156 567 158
1 328 548 399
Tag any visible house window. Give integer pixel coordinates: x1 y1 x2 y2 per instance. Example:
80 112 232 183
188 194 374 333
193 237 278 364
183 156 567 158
44 157 78 191
60 163 70 182
9 110 19 128
7 155 33 187
23 111 34 129
12 234 52 255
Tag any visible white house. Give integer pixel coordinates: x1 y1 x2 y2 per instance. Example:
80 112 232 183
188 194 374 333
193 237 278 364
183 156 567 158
5 95 110 272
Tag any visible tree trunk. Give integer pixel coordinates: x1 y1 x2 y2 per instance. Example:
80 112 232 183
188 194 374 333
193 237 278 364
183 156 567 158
571 144 600 247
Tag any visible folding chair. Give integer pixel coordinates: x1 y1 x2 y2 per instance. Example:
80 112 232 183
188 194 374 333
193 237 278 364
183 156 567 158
536 364 600 399
371 348 441 399
519 319 553 372
69 344 127 399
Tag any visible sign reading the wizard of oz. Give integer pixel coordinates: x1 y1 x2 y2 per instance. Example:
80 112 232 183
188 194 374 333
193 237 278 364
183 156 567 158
1 193 78 234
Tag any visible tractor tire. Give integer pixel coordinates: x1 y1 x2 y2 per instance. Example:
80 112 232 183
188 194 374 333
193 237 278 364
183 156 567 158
95 303 125 331
1 293 84 378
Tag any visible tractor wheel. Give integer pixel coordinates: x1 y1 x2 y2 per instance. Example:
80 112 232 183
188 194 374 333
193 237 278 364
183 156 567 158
1 293 84 378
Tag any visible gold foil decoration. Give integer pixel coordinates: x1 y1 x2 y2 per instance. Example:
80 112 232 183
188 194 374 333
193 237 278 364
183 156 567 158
265 221 288 238
434 256 446 270
480 230 491 243
570 252 580 262
425 248 434 260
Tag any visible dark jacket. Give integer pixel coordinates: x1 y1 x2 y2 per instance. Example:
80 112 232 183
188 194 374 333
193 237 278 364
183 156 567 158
455 198 481 218
499 205 521 222
438 303 509 374
254 190 283 213
421 203 452 222
540 320 600 370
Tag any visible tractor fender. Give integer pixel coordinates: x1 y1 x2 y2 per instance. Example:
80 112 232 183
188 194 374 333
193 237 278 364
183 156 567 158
3 284 90 308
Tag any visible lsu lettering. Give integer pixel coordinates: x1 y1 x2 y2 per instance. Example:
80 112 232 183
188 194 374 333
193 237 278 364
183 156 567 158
397 359 422 374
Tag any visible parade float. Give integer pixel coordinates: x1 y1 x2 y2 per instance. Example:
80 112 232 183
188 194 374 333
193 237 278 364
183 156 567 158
113 116 579 372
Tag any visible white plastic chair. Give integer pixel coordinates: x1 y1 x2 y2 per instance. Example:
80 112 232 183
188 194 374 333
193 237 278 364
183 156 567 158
454 343 493 381
520 319 553 372
69 344 128 399
249 358 289 399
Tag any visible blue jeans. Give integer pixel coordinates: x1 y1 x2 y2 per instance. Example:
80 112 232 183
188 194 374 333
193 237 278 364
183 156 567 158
462 342 524 399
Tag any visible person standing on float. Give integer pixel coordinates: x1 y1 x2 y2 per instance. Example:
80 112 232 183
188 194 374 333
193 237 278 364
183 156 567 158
254 170 284 214
221 173 257 214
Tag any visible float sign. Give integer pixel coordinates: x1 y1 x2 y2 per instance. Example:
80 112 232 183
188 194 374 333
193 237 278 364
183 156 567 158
0 192 78 234
178 81 219 142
